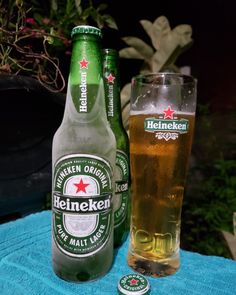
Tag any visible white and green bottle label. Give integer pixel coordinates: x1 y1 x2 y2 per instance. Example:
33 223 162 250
114 150 129 228
144 106 190 141
52 154 113 257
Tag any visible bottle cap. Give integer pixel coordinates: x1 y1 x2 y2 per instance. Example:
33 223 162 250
71 25 102 38
117 273 151 295
103 48 118 56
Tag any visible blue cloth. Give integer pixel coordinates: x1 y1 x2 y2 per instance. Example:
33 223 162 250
0 211 236 295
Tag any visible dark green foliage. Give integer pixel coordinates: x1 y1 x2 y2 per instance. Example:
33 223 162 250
0 0 117 91
181 109 236 257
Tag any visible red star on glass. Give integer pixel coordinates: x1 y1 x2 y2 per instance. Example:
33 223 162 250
74 179 89 193
163 106 175 119
129 279 139 285
107 73 115 83
79 58 89 69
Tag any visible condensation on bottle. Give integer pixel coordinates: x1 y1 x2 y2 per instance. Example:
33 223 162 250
52 26 116 282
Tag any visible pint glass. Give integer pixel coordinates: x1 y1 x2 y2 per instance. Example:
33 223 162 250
127 73 197 277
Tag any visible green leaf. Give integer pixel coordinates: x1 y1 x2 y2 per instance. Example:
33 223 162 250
122 37 154 60
140 19 153 39
90 9 100 24
75 0 81 7
140 61 153 74
44 35 54 45
151 49 169 72
172 24 192 47
65 0 75 15
96 15 105 29
82 7 94 19
75 0 82 14
160 45 183 70
51 0 58 12
119 47 144 59
160 31 180 54
97 3 108 12
102 14 118 30
33 12 43 24
151 16 171 50
153 16 171 34
153 29 193 71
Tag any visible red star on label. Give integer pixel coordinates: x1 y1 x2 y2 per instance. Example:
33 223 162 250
129 279 139 285
79 58 89 69
107 73 115 83
74 179 89 193
163 106 175 119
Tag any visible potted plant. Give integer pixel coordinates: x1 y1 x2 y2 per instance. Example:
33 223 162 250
0 0 117 221
0 0 117 91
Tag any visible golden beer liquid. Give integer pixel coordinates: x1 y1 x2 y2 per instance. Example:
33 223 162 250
128 112 195 276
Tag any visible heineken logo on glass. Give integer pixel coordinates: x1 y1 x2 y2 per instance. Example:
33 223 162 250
78 58 89 113
106 72 116 117
53 154 113 257
144 106 189 141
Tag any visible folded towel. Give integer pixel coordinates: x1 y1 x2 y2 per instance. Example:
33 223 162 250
0 211 236 295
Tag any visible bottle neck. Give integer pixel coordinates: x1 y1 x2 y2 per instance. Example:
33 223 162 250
64 34 106 123
103 51 123 128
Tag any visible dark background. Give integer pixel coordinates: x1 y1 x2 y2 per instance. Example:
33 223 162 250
1 0 235 227
104 0 236 112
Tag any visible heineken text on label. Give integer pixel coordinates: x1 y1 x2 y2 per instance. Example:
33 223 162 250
78 58 89 113
53 193 111 213
105 72 116 117
114 150 129 228
144 106 189 141
53 154 113 257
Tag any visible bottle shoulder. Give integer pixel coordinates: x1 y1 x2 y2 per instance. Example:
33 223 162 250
53 121 116 145
114 130 129 154
52 121 116 165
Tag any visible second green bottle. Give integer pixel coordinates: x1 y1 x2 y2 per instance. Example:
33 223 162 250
103 48 130 247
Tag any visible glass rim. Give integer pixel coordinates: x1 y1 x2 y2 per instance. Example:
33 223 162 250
132 72 197 86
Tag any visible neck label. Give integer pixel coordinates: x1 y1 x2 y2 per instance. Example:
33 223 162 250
78 58 89 113
79 71 88 112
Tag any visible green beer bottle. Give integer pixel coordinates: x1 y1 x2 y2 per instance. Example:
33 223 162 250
52 26 116 282
103 48 130 247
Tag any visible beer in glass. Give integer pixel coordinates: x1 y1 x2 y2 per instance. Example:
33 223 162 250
127 73 197 277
